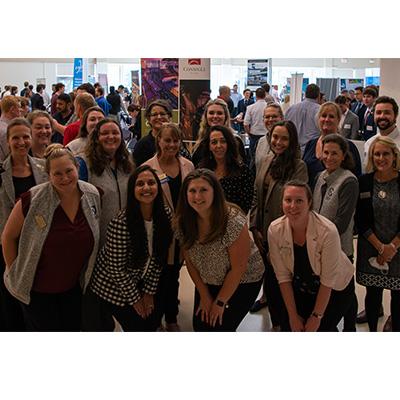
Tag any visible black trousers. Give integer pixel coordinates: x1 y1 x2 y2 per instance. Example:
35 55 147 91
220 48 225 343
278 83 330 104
286 277 356 332
193 280 262 332
365 286 400 332
0 249 25 331
20 285 82 332
342 255 358 332
82 288 161 332
262 255 287 328
158 262 182 324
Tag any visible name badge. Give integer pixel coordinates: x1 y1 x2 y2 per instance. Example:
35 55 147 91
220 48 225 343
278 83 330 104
366 125 373 131
360 192 371 199
344 124 351 129
158 173 168 184
34 215 47 229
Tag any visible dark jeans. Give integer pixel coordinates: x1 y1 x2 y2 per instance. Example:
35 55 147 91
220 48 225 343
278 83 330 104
365 286 400 332
248 133 262 168
158 262 182 324
82 288 161 332
193 280 262 332
20 285 82 332
0 249 25 331
288 277 356 332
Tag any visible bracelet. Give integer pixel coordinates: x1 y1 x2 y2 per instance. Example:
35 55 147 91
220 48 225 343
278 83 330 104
311 311 324 319
378 244 384 255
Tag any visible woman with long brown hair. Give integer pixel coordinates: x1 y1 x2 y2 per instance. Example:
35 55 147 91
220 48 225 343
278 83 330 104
174 169 264 331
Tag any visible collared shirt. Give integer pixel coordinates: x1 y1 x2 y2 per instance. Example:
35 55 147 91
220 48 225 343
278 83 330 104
230 91 243 108
339 109 348 132
285 98 320 152
244 99 268 136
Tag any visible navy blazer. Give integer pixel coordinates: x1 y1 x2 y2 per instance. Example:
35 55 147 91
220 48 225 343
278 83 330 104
237 97 255 118
361 111 377 141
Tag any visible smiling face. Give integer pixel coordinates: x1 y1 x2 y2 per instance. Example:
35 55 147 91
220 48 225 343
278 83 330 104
282 185 311 224
31 116 52 146
372 142 396 173
8 125 32 157
98 121 122 156
270 125 290 155
158 128 180 157
134 170 158 205
148 105 171 132
206 104 226 127
209 130 227 162
374 102 396 132
187 177 214 216
49 155 79 194
86 110 105 135
322 142 345 173
263 106 283 132
319 105 340 135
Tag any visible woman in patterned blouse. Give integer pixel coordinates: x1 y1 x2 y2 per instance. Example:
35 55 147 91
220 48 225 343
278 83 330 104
197 125 254 214
86 165 173 331
174 169 264 331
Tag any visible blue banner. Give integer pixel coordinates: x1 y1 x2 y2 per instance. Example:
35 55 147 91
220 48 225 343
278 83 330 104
73 58 83 89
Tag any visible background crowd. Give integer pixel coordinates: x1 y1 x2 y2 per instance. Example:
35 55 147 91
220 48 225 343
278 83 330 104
0 78 399 332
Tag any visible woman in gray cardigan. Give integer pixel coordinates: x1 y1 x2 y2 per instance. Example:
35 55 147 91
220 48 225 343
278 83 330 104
0 118 48 331
2 144 101 331
312 134 359 331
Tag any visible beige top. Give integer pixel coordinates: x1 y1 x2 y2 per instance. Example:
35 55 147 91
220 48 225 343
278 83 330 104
268 211 354 291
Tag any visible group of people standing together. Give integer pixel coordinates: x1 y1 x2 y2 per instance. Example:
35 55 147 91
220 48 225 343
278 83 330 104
0 83 399 332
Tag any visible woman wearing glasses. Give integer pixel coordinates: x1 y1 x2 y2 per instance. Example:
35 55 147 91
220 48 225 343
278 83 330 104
132 100 173 166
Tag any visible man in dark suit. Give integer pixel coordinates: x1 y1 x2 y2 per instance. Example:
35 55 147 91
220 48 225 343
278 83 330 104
351 86 366 128
335 95 360 139
30 84 46 111
234 88 254 132
360 87 378 140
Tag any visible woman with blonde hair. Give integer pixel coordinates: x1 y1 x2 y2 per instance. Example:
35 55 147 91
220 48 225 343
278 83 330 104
355 136 400 331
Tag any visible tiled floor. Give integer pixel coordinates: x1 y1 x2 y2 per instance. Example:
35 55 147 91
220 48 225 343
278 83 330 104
173 265 392 332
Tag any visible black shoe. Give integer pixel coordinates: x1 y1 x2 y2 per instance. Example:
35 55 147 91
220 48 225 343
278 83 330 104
356 306 384 324
249 299 268 313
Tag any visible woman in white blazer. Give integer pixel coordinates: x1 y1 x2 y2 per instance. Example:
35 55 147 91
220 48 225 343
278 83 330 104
268 180 355 331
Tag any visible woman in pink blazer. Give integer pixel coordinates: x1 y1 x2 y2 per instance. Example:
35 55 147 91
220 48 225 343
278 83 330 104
144 123 194 331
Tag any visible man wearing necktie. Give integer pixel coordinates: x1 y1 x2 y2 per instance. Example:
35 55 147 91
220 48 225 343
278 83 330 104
360 87 378 140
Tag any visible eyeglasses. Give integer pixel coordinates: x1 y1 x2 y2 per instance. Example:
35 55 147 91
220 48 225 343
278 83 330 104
150 112 169 118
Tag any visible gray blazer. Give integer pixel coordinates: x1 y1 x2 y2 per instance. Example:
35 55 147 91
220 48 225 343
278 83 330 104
340 110 359 140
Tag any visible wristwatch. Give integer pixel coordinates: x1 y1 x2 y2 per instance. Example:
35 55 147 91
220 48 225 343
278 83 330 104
216 299 228 308
311 311 324 319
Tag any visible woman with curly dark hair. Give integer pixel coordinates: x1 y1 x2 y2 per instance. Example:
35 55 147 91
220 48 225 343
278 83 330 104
197 125 254 214
76 118 134 245
86 165 173 331
249 120 308 330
